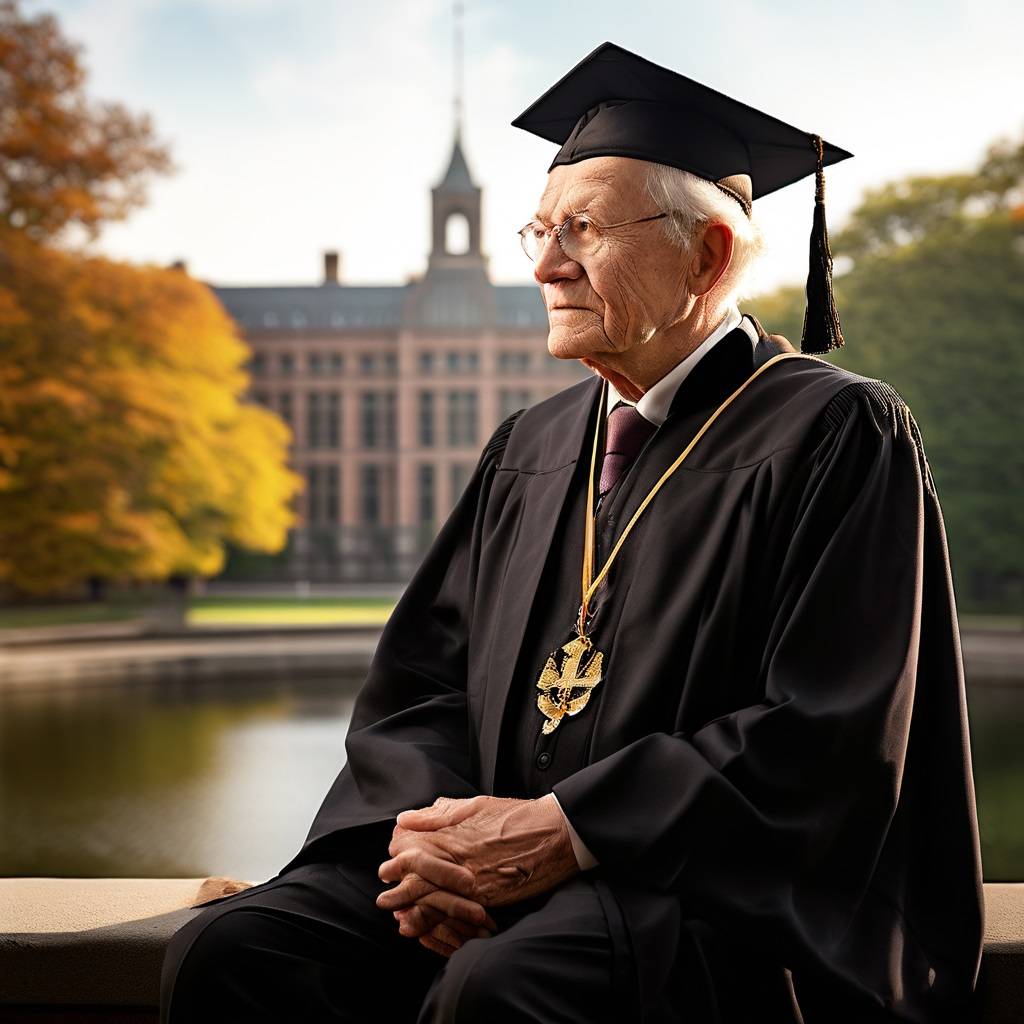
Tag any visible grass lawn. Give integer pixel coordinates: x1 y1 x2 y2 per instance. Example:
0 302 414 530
186 596 396 626
0 602 143 629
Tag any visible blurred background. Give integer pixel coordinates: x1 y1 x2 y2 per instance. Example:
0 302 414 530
0 0 1021 885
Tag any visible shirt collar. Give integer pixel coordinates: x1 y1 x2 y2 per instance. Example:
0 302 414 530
604 306 757 426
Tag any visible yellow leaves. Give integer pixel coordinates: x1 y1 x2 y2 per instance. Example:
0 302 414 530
0 235 301 595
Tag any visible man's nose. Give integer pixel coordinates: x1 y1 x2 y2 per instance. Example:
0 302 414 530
533 230 583 285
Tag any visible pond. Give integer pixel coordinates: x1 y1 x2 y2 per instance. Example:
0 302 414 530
1 672 1021 882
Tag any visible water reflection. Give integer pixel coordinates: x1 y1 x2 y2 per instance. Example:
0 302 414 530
1 676 360 881
1 672 1022 881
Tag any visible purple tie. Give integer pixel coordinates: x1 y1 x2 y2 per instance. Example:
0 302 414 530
599 401 656 496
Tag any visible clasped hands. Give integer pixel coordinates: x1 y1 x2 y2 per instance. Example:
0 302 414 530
375 793 579 958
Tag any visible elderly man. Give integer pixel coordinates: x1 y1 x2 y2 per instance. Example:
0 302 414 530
161 43 983 1024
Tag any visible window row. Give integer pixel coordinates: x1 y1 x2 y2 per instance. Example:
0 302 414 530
304 462 474 528
248 351 398 377
254 388 541 451
250 348 547 378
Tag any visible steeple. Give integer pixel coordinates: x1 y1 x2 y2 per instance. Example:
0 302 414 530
429 131 483 265
427 2 483 268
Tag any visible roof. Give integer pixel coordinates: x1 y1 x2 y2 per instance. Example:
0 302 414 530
209 281 547 332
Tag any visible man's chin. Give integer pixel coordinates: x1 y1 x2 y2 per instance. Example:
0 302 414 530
546 320 608 362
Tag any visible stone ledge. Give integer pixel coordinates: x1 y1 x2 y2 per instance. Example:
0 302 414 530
0 878 1021 1020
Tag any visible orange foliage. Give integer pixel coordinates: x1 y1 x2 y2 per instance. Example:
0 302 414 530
0 0 175 243
0 231 303 594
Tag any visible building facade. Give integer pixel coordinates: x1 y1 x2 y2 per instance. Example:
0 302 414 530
211 134 588 582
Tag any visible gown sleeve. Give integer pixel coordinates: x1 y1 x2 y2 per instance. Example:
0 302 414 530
284 409 523 866
551 380 983 1020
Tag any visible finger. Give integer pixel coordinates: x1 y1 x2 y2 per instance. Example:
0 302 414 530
430 920 467 951
396 795 477 831
419 933 457 958
380 849 475 898
444 916 493 940
394 904 443 938
376 873 435 911
415 888 487 926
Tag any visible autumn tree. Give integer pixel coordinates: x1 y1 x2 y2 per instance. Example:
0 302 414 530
753 132 1024 613
0 0 303 597
0 0 174 244
0 230 303 595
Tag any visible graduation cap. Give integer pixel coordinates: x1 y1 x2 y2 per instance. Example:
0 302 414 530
511 41 853 353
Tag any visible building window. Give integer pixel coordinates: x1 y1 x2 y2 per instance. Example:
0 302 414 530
360 392 379 448
418 390 435 447
329 352 344 374
308 352 323 375
279 353 295 375
383 351 398 375
451 462 471 502
465 351 479 372
263 312 279 328
252 390 270 407
361 464 381 525
447 390 478 447
382 390 397 449
326 391 341 449
446 351 460 373
360 390 395 449
498 351 530 373
418 464 435 525
307 465 319 525
325 464 339 524
291 310 308 328
418 352 435 376
250 353 267 376
307 391 322 449
499 388 532 420
330 311 346 327
359 353 376 375
278 391 294 426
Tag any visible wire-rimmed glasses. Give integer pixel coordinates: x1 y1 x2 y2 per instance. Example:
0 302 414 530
517 211 669 263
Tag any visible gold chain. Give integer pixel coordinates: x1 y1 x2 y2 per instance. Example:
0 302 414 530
577 350 827 634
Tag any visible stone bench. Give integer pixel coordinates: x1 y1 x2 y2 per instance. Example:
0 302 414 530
1 878 1021 1022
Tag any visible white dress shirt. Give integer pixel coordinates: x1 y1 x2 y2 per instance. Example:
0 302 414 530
544 305 758 870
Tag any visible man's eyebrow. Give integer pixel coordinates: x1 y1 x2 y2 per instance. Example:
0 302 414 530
534 175 616 222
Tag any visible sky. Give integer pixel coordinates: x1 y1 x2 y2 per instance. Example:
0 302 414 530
29 0 1024 297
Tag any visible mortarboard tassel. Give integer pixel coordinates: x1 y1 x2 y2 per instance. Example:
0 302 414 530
801 135 845 353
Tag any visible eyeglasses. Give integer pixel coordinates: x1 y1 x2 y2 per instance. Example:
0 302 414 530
517 211 669 263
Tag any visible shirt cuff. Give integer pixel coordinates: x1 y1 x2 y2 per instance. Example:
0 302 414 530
545 791 599 870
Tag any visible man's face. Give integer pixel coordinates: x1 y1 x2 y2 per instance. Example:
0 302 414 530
530 155 692 364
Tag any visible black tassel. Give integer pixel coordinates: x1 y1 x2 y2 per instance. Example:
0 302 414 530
801 135 844 353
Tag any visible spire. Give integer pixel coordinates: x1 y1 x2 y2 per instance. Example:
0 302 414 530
435 134 477 193
453 0 464 139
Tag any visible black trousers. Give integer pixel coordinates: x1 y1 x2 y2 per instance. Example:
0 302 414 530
160 854 634 1024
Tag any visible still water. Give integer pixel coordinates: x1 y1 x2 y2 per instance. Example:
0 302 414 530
1 673 1022 882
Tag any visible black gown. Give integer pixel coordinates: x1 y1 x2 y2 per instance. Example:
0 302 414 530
229 317 985 1023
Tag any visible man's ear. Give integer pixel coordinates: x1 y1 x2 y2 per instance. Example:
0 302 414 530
689 222 734 298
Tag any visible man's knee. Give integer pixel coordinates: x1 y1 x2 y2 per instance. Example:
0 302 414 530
423 939 520 1024
160 905 267 1021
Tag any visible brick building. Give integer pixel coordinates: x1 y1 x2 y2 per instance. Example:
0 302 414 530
211 132 588 581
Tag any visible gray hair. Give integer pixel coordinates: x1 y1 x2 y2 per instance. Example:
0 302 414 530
644 162 766 309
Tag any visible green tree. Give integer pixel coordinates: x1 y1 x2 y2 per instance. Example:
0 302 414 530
750 134 1024 612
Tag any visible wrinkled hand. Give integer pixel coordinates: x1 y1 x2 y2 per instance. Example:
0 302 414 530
376 793 579 954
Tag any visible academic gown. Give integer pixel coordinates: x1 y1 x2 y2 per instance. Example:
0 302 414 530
259 316 982 1023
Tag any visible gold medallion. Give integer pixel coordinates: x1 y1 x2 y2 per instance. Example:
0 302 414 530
535 633 604 734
